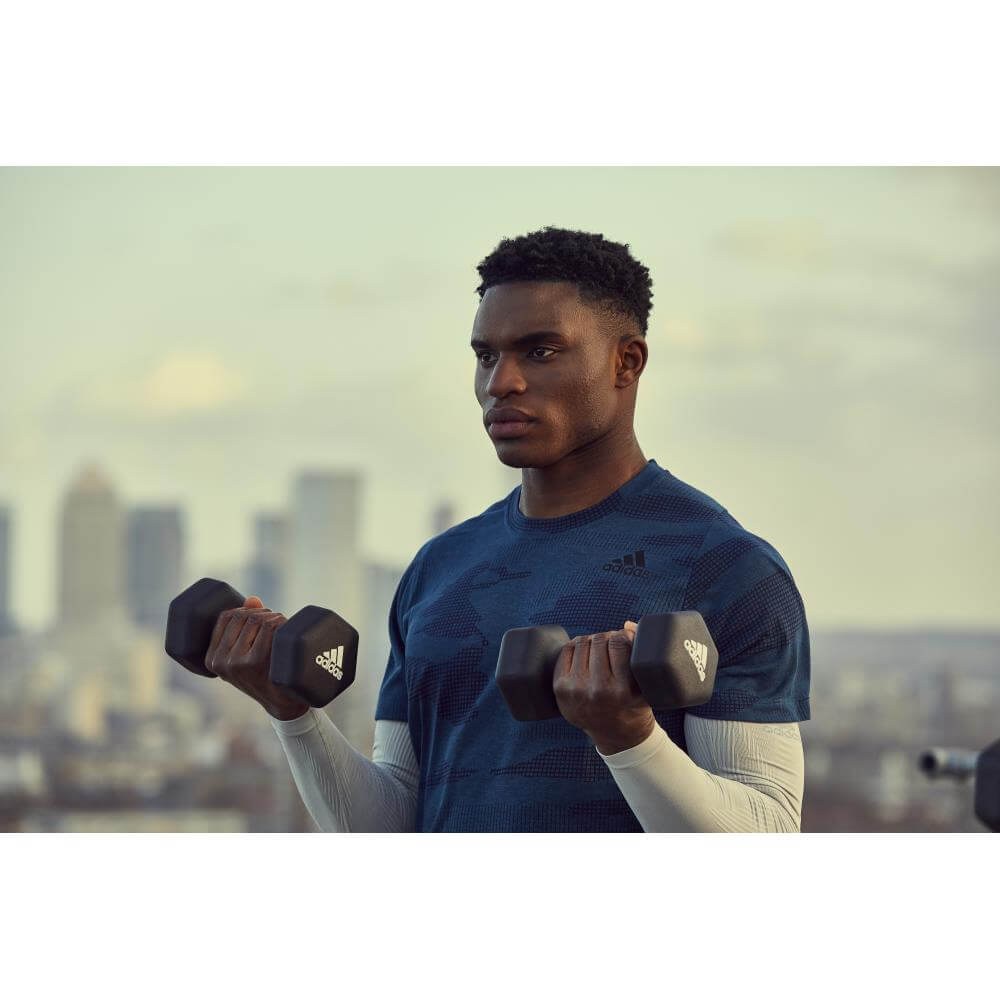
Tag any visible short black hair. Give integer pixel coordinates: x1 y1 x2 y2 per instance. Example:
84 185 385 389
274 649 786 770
475 226 653 336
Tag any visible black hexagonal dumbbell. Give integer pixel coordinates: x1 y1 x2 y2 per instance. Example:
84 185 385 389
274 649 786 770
919 738 1000 832
495 610 719 721
975 739 1000 832
164 577 359 708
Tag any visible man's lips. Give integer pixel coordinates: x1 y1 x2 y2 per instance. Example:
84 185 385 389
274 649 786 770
485 408 537 440
488 419 535 439
484 407 535 425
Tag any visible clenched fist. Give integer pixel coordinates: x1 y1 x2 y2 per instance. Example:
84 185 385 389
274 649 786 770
552 620 657 754
205 596 310 721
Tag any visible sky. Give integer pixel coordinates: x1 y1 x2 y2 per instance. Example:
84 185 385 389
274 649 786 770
1 166 998 631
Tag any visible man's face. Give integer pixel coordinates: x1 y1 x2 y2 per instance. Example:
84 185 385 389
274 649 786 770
471 280 629 468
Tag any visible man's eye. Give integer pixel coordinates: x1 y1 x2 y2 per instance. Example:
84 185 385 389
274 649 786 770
476 348 556 365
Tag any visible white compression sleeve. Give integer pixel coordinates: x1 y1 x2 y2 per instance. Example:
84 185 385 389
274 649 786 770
270 710 419 832
273 711 803 832
597 716 805 832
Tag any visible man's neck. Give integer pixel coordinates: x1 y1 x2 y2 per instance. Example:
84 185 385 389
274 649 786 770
517 436 648 519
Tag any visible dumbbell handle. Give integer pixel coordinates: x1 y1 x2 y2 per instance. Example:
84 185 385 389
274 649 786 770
918 747 979 779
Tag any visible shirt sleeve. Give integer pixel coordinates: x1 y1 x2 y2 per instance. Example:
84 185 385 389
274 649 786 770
682 516 811 723
597 715 805 832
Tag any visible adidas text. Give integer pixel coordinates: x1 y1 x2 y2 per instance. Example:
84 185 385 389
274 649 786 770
684 638 708 682
315 647 344 681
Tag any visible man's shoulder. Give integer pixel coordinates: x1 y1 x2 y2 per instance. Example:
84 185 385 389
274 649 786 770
684 513 801 609
640 473 802 612
647 465 729 519
707 514 797 582
652 469 794 576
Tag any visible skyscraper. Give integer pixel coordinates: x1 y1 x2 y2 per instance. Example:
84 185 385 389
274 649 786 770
286 470 363 624
247 512 288 611
431 500 457 537
286 470 365 749
126 506 183 630
57 464 124 628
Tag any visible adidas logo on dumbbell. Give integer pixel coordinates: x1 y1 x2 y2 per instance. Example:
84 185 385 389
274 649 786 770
495 610 719 722
684 638 708 681
316 647 345 680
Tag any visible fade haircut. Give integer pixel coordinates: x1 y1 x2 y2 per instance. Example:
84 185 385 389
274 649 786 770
474 226 653 336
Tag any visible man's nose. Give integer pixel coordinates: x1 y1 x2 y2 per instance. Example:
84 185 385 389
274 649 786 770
485 355 527 397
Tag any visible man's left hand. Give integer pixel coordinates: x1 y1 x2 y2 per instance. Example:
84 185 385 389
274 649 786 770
552 620 657 755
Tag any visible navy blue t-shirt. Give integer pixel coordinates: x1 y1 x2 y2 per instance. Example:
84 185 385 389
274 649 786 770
374 459 811 832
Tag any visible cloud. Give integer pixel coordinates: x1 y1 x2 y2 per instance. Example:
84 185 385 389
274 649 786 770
270 256 449 309
80 352 250 417
713 219 1000 298
712 219 831 267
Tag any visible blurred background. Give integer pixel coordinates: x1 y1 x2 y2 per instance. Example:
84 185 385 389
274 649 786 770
0 166 997 832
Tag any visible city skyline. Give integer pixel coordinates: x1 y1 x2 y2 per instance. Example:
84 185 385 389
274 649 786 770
4 453 1000 638
0 458 428 635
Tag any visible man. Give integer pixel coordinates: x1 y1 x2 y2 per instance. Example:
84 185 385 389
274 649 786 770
224 226 809 831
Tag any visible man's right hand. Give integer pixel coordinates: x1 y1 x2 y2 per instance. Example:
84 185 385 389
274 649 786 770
204 596 311 721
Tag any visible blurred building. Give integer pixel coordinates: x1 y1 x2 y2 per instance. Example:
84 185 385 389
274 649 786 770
431 500 457 537
286 469 365 752
0 749 47 813
354 560 405 756
0 505 12 636
64 672 109 744
125 506 183 630
247 512 288 611
128 632 168 714
57 463 125 628
286 470 362 624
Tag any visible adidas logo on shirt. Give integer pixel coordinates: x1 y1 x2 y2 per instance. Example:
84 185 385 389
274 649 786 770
602 550 649 577
684 638 708 682
315 646 345 680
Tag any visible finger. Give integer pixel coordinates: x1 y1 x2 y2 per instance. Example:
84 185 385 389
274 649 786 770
221 608 256 648
552 635 575 682
243 611 284 653
206 608 242 665
555 632 590 677
606 629 637 685
234 610 271 652
211 609 258 669
587 631 613 685
244 596 264 608
571 634 591 682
